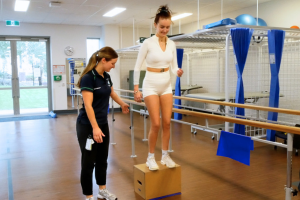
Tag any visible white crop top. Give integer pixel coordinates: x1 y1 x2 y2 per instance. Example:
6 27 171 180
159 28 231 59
133 35 179 85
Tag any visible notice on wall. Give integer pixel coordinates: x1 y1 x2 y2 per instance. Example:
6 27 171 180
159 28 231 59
53 65 65 75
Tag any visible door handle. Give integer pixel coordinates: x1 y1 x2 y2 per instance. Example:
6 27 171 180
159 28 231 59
11 77 20 98
16 77 20 98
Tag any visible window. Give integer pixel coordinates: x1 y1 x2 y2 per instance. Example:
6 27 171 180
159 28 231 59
86 38 100 61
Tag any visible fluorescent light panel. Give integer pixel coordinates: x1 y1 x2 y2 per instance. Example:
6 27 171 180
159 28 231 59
171 13 192 21
103 7 126 17
15 0 30 12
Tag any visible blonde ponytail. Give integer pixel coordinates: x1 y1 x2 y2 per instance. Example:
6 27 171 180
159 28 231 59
76 46 118 88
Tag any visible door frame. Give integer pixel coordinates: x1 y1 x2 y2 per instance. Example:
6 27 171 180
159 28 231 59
0 36 52 116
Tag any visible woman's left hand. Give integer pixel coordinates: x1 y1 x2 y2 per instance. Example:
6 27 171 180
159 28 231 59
177 69 184 77
121 103 130 114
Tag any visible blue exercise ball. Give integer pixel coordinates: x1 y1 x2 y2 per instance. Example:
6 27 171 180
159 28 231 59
254 18 267 26
235 14 256 26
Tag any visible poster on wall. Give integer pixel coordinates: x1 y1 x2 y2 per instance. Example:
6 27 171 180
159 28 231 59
53 65 66 75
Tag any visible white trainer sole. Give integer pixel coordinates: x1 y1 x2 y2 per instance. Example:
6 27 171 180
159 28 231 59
146 161 159 171
97 194 117 200
160 160 176 168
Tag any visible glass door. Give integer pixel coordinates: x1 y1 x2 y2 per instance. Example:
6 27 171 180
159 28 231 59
17 41 48 114
0 40 13 115
0 38 50 116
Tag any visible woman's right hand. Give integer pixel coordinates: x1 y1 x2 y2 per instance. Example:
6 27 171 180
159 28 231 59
134 91 143 103
93 127 105 143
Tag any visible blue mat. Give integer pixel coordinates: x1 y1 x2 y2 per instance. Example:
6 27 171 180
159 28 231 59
0 115 52 122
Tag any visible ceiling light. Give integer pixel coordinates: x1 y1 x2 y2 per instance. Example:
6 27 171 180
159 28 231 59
171 13 193 21
103 7 126 17
14 0 30 12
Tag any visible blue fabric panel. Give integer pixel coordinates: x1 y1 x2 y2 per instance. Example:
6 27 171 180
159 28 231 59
230 28 253 135
217 131 254 166
174 49 184 120
150 192 181 200
266 30 285 141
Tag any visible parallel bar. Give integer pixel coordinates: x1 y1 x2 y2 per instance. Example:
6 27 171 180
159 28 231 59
110 98 116 145
120 98 300 135
285 133 293 200
116 88 300 116
174 108 300 135
130 104 137 157
168 122 173 152
138 108 219 135
173 96 300 116
173 103 294 126
114 88 135 93
251 137 287 148
143 107 148 141
197 0 199 30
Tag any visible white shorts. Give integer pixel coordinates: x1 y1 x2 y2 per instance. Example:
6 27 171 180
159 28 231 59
142 71 172 98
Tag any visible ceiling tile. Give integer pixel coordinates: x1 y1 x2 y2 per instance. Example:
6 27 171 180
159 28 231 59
83 0 109 6
49 4 81 14
43 13 70 23
74 5 102 15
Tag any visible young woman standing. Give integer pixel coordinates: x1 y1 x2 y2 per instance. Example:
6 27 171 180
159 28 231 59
134 5 184 170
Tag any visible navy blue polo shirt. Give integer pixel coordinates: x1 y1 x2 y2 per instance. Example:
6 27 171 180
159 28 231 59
77 69 113 125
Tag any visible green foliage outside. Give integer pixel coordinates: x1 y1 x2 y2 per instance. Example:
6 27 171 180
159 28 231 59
0 41 47 86
0 88 48 110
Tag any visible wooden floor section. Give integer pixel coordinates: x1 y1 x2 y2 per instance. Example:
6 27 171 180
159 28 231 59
1 112 300 200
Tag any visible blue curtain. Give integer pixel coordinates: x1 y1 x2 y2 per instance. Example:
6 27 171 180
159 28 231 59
266 30 285 141
231 28 253 135
174 49 184 120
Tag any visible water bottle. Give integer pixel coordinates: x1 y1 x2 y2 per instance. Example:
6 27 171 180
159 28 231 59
49 111 57 118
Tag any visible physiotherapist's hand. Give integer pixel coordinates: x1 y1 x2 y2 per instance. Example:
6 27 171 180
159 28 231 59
93 127 105 143
134 91 143 103
121 102 130 114
177 69 183 77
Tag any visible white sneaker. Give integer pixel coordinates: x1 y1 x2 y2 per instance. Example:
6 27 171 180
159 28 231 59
146 156 159 170
86 197 94 200
161 154 176 168
98 188 117 200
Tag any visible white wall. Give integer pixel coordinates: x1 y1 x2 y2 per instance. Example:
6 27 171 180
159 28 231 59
120 27 152 48
100 25 121 108
0 22 101 110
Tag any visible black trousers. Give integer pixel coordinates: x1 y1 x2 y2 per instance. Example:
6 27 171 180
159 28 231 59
76 122 110 195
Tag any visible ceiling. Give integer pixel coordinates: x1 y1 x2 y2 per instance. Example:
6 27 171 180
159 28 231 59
0 0 276 28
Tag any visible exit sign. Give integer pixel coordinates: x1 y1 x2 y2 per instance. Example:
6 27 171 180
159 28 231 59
6 20 20 26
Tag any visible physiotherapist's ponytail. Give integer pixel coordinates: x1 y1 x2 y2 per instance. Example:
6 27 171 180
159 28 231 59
76 46 118 87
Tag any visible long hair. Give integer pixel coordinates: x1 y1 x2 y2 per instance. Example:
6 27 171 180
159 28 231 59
154 5 172 24
76 46 118 87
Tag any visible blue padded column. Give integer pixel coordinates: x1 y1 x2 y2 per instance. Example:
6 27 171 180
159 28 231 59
231 28 253 135
174 48 184 120
69 60 75 95
266 30 285 141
